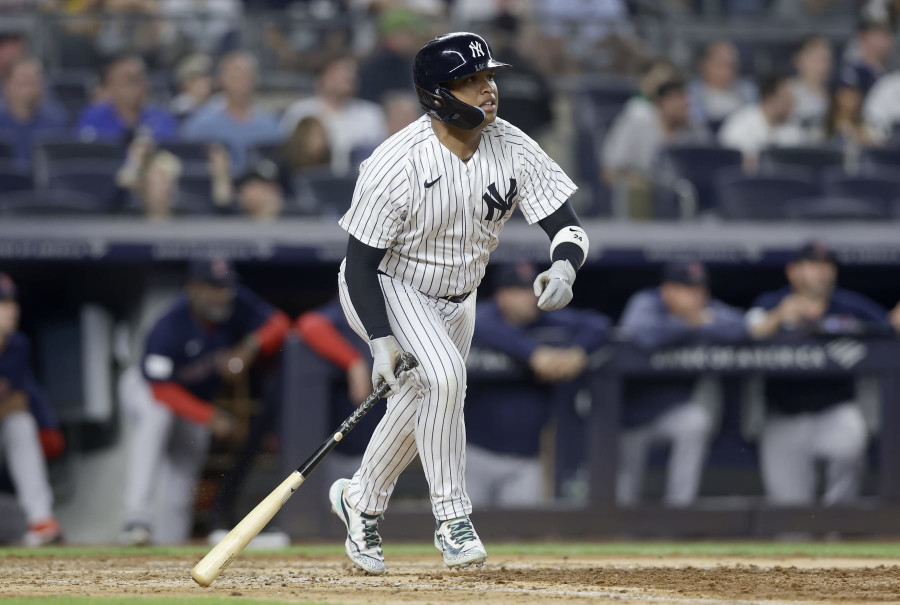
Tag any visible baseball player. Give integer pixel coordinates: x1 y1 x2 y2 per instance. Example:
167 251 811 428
618 261 745 506
0 274 64 546
465 262 609 508
329 32 589 574
119 259 290 545
746 241 887 505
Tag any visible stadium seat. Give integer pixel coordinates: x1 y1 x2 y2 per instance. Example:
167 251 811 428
0 189 102 215
179 171 213 201
33 138 124 163
42 160 120 208
300 174 358 218
158 140 213 164
0 168 34 194
0 140 15 160
786 196 888 221
823 168 900 206
758 146 845 178
659 145 743 213
859 146 900 172
715 166 820 220
49 72 93 120
250 142 285 165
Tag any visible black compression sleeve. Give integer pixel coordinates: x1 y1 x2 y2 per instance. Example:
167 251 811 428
537 200 585 270
345 236 392 340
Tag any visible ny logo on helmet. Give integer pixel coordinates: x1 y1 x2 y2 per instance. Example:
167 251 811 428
482 178 517 221
469 41 485 58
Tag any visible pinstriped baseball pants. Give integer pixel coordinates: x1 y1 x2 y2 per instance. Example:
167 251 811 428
337 260 476 521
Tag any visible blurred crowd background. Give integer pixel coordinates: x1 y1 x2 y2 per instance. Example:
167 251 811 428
3 0 900 547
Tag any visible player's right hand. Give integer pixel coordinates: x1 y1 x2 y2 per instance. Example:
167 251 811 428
369 335 406 395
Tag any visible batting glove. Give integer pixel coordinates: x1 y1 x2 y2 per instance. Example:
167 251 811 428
533 260 576 311
369 335 407 395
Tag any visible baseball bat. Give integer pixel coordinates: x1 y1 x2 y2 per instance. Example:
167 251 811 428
191 352 419 587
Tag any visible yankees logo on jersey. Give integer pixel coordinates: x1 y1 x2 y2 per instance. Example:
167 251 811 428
340 115 577 299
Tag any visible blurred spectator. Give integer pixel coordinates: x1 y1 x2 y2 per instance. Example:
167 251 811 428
182 51 282 174
488 12 554 139
283 115 331 176
119 259 290 545
357 8 422 105
159 0 242 55
618 261 745 507
170 54 214 122
839 20 893 96
77 54 178 143
789 37 833 129
862 66 900 138
40 0 104 70
771 0 857 18
115 136 182 220
280 54 387 176
719 74 807 171
687 40 757 131
465 262 609 508
295 300 381 484
115 136 232 218
602 78 706 189
95 0 169 69
746 241 888 506
817 76 883 147
382 91 421 136
235 159 284 221
891 301 900 333
0 58 69 168
0 30 26 87
281 55 387 174
0 274 64 546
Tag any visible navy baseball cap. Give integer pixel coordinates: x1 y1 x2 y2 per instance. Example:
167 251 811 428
662 260 708 286
494 261 537 289
0 273 16 301
792 239 837 264
188 258 236 287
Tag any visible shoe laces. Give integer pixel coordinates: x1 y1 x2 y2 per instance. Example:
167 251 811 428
447 519 475 544
361 515 381 550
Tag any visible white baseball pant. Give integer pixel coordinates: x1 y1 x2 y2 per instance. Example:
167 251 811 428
119 367 210 543
337 261 476 521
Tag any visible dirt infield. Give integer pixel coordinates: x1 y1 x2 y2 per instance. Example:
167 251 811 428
2 552 900 604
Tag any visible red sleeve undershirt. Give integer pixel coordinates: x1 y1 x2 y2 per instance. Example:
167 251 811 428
150 382 215 424
254 310 291 355
296 311 363 371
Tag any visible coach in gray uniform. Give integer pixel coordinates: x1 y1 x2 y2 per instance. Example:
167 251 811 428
618 261 745 506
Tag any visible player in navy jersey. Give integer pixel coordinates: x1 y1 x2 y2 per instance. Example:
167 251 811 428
746 241 888 505
119 259 290 545
329 32 590 573
0 274 64 546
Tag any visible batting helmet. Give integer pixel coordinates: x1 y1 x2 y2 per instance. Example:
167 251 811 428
413 32 511 130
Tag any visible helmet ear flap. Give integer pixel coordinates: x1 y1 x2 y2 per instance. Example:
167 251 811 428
415 84 485 130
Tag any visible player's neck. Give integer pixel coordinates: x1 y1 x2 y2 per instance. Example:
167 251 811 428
431 117 482 161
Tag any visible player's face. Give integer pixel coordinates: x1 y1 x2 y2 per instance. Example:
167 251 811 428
661 283 708 317
187 282 235 323
0 301 19 337
444 69 498 126
787 260 836 299
496 286 540 325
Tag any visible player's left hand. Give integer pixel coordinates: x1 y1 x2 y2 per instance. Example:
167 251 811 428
533 260 576 311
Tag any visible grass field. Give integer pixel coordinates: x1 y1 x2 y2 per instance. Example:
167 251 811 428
2 541 899 604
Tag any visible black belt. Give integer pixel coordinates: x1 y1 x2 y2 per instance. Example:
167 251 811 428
442 291 472 303
377 270 471 303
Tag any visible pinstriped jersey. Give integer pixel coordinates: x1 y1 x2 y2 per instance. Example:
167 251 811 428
339 115 577 298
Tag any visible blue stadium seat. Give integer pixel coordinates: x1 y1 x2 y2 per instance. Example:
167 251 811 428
33 138 124 164
659 145 743 214
786 196 888 221
0 189 102 215
859 146 900 172
0 168 33 194
715 166 820 220
0 140 15 160
758 146 845 178
43 160 120 208
823 168 900 206
49 72 93 121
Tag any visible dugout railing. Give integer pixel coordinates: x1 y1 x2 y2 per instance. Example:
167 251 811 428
280 335 900 540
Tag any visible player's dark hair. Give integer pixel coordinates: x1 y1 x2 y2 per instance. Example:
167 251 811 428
655 78 686 101
758 73 788 101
